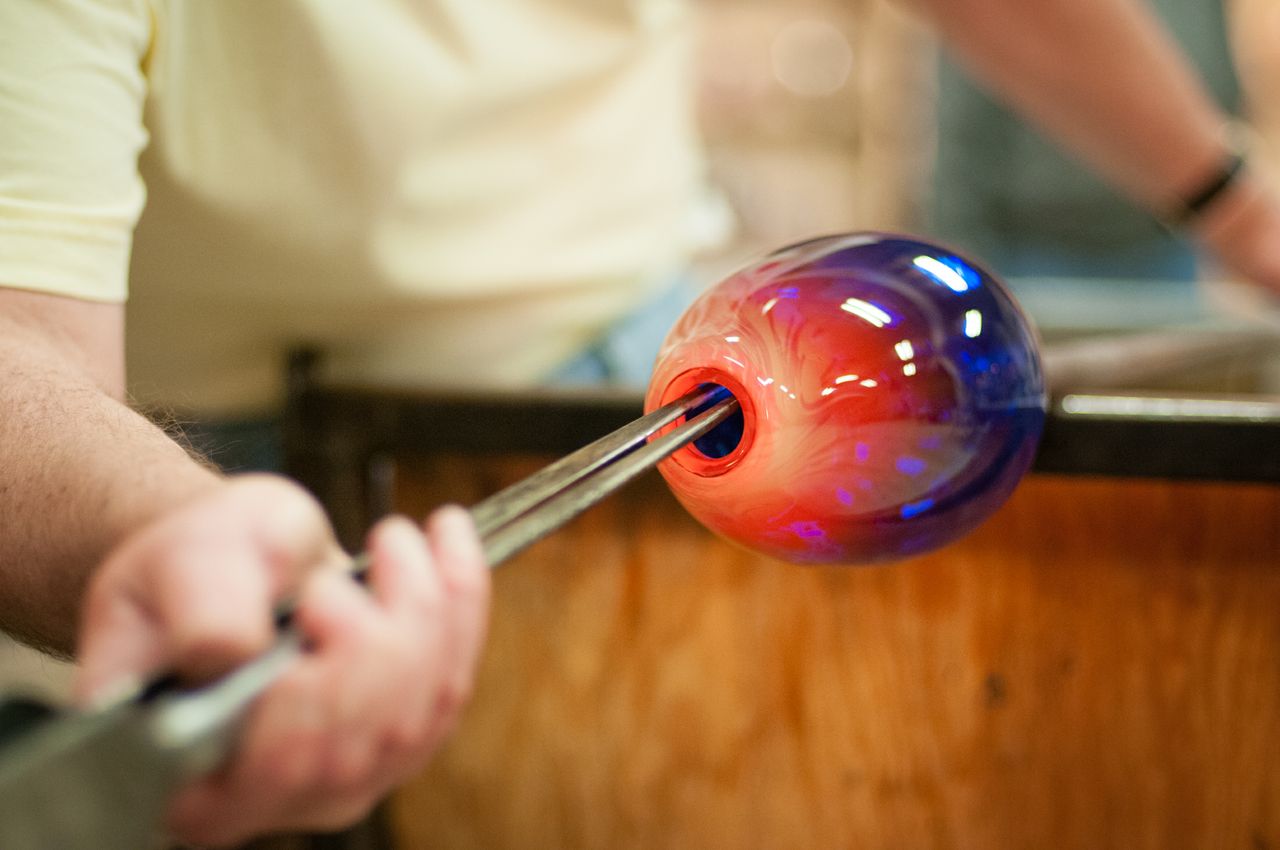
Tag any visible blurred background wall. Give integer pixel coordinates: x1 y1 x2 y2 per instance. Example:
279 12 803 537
691 0 936 267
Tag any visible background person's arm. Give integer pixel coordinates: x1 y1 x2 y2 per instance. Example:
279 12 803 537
907 0 1280 290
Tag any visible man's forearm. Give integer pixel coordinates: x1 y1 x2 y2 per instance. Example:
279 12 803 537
0 314 220 655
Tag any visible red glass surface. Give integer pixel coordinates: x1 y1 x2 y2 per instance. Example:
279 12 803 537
644 233 1046 564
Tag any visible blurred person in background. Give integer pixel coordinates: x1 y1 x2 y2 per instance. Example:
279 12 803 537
3 1 1280 847
1228 0 1280 224
930 0 1240 282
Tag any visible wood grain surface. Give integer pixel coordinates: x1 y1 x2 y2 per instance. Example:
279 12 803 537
386 457 1280 850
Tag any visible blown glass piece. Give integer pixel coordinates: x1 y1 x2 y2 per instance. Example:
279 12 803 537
645 233 1046 564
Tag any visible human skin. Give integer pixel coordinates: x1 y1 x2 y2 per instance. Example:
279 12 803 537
1 0 1278 845
0 289 490 846
79 491 490 845
908 0 1280 293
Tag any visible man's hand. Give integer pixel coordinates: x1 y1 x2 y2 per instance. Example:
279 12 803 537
74 474 491 847
1191 170 1280 298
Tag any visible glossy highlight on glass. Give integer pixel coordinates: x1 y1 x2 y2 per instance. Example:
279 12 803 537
644 233 1046 564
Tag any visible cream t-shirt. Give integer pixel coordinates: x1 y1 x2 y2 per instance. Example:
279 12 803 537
0 0 705 414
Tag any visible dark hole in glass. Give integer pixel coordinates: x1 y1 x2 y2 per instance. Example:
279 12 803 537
688 383 744 459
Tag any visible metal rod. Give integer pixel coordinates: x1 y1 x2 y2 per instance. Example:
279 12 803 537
1042 326 1280 392
67 383 741 807
1056 391 1280 422
286 385 737 613
470 384 729 538
481 394 738 564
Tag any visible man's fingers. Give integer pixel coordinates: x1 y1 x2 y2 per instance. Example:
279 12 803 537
77 536 276 697
153 546 279 682
422 505 491 737
424 505 486 592
293 568 382 656
365 515 444 615
74 595 161 702
169 556 437 846
167 661 343 846
99 495 494 845
170 573 386 847
362 515 455 773
233 474 344 585
75 475 342 699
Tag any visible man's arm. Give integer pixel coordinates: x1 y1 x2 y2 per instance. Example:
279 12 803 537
0 286 491 846
0 3 491 844
0 288 219 653
907 0 1280 290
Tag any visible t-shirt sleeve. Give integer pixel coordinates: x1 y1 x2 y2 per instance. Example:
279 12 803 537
0 0 152 303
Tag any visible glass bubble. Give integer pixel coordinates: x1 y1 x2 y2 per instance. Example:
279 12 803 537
644 233 1046 564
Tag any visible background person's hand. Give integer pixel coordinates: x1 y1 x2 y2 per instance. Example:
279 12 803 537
1193 169 1280 298
74 474 491 847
